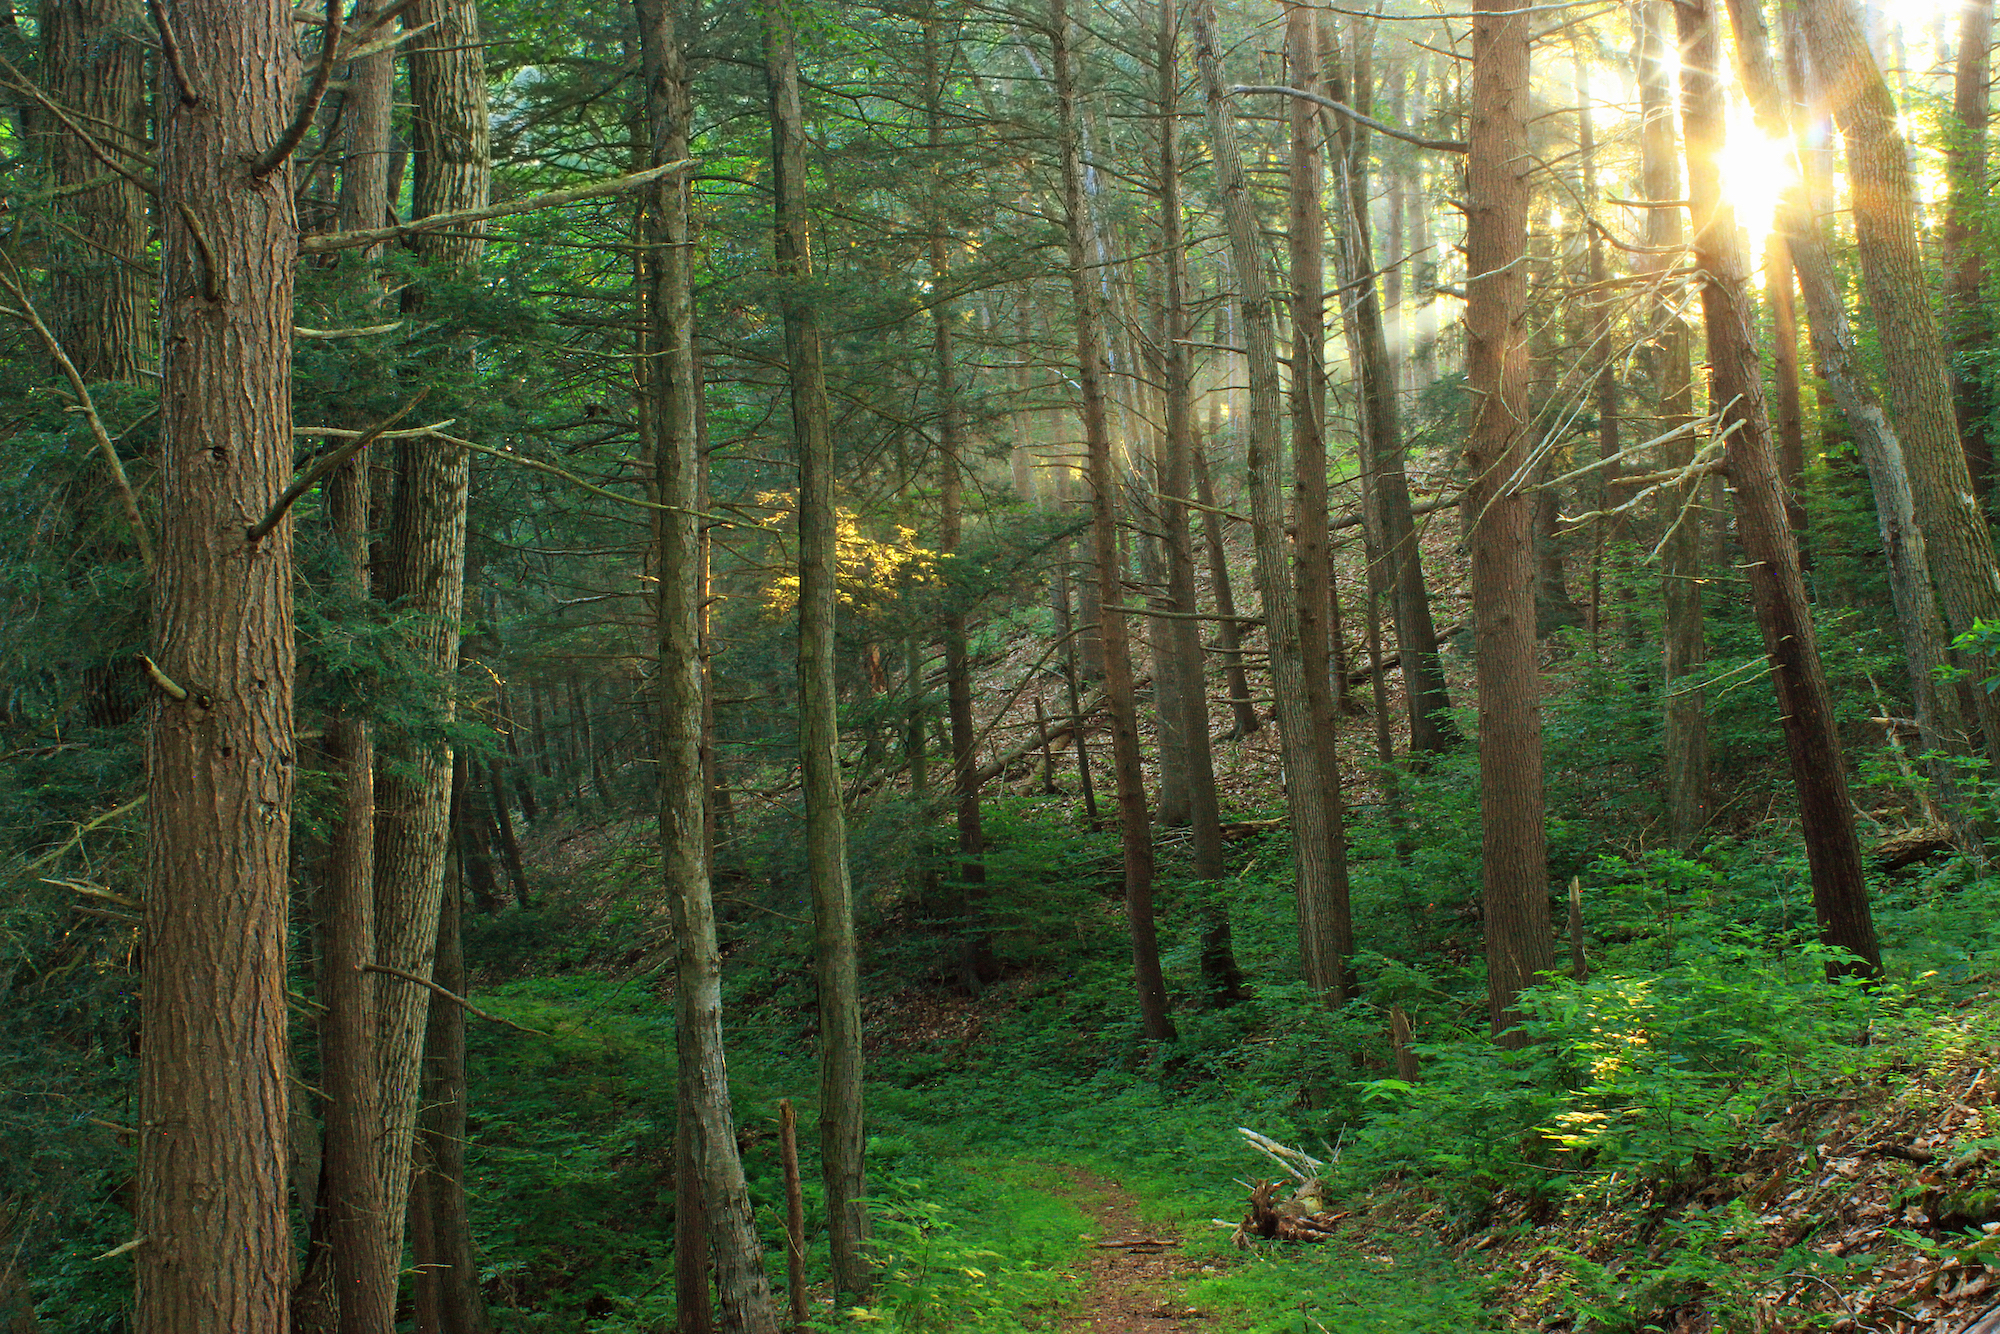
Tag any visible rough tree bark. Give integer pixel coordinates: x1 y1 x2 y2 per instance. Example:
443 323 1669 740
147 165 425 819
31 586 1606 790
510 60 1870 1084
1050 0 1177 1041
1190 0 1352 1002
40 0 149 381
1681 0 1881 975
139 1 298 1328
764 0 874 1297
1463 0 1554 1043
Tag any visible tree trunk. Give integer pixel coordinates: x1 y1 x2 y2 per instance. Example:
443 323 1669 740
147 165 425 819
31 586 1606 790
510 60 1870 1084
487 759 530 907
1191 0 1351 1003
1766 237 1810 561
639 2 781 1327
1946 0 1994 503
1681 0 1881 976
1282 0 1355 1002
923 13 995 994
1322 23 1457 760
374 0 490 1277
40 0 149 382
139 3 298 1328
763 0 873 1297
1050 0 1176 1042
411 807 489 1334
1795 0 2000 776
1725 0 1982 856
1572 42 1619 649
1158 0 1244 1005
1464 0 1554 1043
1639 0 1709 845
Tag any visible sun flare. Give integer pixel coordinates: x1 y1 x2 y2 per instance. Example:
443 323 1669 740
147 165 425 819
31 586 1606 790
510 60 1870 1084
1716 97 1797 259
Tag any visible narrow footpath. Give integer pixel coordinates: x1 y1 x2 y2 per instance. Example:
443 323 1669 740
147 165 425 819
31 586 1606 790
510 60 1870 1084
1052 1167 1217 1333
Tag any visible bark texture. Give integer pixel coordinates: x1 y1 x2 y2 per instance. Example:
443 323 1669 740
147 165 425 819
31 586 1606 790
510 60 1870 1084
1464 0 1554 1042
374 0 491 1277
40 0 149 380
140 2 298 1328
1945 0 1994 502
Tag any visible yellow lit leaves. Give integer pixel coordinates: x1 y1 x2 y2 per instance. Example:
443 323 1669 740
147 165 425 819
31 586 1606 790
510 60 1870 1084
751 488 939 617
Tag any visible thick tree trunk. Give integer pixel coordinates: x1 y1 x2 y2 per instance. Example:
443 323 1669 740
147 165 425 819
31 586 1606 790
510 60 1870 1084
638 3 780 1328
40 0 149 381
1681 0 1881 976
1796 0 2000 776
1191 0 1351 1003
1157 0 1244 1004
1464 0 1554 1044
1724 0 1977 849
1050 0 1176 1042
139 3 298 1329
1946 0 1993 503
374 0 490 1278
763 0 874 1296
1638 0 1708 845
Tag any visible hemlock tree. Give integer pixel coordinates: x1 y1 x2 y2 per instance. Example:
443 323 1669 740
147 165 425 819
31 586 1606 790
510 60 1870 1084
763 0 873 1299
138 0 299 1328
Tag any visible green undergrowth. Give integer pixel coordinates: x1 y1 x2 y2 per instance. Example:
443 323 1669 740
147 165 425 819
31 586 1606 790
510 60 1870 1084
1183 1232 1503 1334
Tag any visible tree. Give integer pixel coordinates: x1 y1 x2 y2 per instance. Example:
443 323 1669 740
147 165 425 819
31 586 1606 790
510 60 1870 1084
1189 0 1351 1004
1463 0 1553 1042
138 1 299 1328
1944 0 1994 501
373 0 491 1277
1795 0 2000 778
763 0 873 1298
1048 0 1177 1043
1680 0 1880 976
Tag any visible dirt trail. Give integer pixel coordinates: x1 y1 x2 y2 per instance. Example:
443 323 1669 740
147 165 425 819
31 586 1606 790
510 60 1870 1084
1052 1167 1218 1333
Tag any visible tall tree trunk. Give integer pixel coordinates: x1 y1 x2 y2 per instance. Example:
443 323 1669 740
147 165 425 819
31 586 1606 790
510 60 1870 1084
1946 0 1994 503
763 0 873 1296
1158 0 1244 1005
1050 0 1176 1042
1796 0 2000 776
1190 0 1351 1002
1725 0 1977 850
139 3 298 1328
638 3 779 1328
1322 23 1458 760
410 795 490 1334
375 0 491 1278
1639 0 1708 845
1464 0 1553 1043
1572 41 1619 648
1681 0 1881 976
923 13 995 993
40 0 149 381
1282 0 1355 1002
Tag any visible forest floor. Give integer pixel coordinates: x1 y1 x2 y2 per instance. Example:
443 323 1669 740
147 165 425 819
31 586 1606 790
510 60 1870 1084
1047 1167 1215 1333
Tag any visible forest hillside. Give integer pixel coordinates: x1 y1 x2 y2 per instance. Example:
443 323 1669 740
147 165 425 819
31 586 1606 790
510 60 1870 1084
5 0 2000 1331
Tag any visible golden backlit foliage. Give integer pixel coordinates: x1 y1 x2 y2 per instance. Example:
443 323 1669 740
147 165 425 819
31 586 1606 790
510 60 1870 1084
751 489 939 617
